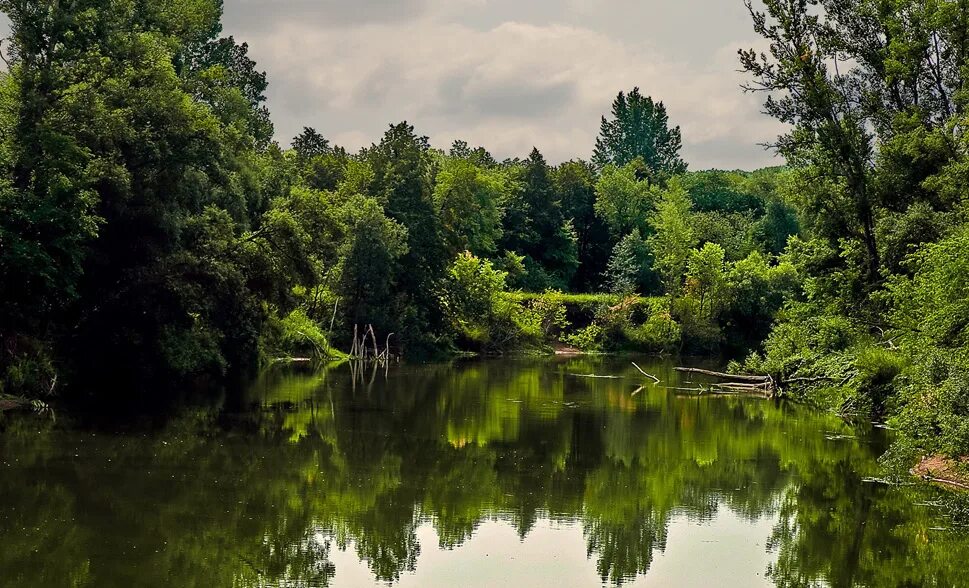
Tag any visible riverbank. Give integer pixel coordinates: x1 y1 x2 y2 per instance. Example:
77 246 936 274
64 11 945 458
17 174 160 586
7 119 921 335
913 456 969 492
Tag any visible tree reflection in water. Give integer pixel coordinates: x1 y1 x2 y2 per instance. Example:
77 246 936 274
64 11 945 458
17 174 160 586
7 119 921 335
1 357 967 587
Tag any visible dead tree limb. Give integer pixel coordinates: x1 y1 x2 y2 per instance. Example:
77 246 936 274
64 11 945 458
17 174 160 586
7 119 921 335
631 362 660 384
674 367 771 383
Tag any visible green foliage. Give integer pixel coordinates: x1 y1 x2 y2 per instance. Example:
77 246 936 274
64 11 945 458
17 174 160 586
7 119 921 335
516 291 570 342
500 149 579 290
441 253 517 350
562 324 606 352
554 160 611 292
433 157 507 257
334 196 409 333
647 180 696 297
366 122 447 352
594 162 654 237
441 254 569 352
883 227 969 458
261 308 334 359
685 243 726 318
680 170 765 214
624 310 682 352
603 229 654 295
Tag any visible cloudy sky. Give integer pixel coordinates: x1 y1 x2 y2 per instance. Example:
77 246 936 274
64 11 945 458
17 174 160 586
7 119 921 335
2 2 785 170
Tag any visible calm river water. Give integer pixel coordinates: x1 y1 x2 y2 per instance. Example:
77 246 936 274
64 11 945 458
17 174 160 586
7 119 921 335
1 357 967 587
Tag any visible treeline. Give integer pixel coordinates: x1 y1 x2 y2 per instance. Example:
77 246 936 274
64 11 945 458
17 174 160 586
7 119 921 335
0 1 800 402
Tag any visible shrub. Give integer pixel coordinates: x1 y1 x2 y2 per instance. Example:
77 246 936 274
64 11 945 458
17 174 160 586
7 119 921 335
563 324 606 352
260 308 333 359
625 312 681 352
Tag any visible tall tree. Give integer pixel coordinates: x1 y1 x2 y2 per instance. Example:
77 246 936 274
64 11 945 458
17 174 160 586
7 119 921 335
501 148 578 289
433 157 506 258
739 0 969 289
554 160 611 291
593 88 687 179
366 122 447 351
0 0 304 398
648 180 696 298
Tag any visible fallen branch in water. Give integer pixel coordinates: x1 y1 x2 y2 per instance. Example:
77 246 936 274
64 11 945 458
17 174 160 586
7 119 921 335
674 367 770 383
713 382 771 391
631 362 660 383
675 367 776 397
572 373 621 379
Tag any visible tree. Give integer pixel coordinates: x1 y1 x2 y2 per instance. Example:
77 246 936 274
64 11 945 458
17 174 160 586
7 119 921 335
603 230 652 295
0 0 314 398
554 160 611 292
449 140 497 168
593 88 687 178
686 243 727 317
648 180 696 298
594 161 655 238
738 0 963 286
0 2 106 394
292 127 331 160
433 157 506 257
500 148 578 290
366 122 447 350
334 196 409 334
185 34 274 148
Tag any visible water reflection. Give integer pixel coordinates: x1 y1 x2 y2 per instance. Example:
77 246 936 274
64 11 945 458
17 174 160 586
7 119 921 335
1 357 967 587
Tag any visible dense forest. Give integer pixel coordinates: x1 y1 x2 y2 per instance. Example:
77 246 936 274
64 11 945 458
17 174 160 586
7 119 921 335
1 0 969 475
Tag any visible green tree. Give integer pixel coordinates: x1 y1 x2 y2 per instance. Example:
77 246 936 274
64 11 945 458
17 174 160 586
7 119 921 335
593 161 654 238
686 243 727 317
554 160 611 292
335 196 409 334
647 181 696 298
433 157 506 257
366 122 447 351
500 148 578 290
592 87 687 178
603 230 653 295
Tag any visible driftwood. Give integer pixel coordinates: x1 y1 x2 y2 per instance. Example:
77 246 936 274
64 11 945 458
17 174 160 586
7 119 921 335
631 362 660 384
674 367 770 383
675 367 776 397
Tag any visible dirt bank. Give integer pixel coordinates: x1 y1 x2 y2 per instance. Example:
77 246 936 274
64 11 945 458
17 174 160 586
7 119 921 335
912 455 969 491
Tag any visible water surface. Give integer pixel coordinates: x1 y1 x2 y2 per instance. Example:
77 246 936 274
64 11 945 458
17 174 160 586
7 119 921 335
1 357 966 587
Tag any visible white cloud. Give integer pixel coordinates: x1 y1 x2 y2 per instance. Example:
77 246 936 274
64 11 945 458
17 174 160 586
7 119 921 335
237 10 785 169
0 2 786 168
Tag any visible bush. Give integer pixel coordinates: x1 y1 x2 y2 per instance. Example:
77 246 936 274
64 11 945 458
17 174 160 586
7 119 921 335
563 324 606 352
625 312 681 352
260 308 334 359
516 291 570 341
0 336 57 398
440 252 509 350
852 344 906 414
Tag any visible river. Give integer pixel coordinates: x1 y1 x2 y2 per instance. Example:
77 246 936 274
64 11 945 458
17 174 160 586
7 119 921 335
1 356 966 587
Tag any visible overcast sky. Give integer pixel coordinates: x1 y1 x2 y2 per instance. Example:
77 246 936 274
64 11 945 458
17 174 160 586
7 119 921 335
1 2 785 170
